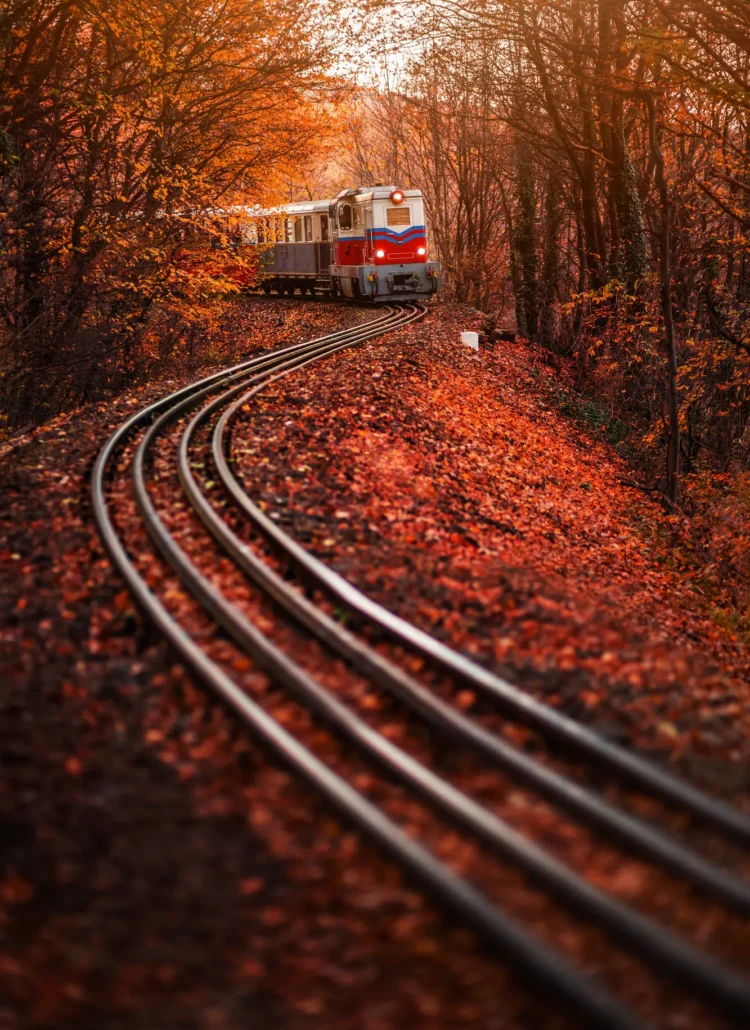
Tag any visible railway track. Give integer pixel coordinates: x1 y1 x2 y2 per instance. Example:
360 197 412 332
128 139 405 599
92 303 750 1030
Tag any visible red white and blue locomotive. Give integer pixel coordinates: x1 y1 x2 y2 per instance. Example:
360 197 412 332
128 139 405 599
244 185 441 302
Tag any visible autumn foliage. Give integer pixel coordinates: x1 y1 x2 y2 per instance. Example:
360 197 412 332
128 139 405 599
2 0 749 616
340 0 750 612
0 0 342 426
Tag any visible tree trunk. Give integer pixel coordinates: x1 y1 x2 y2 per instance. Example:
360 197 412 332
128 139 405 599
513 140 538 340
612 125 647 290
646 94 679 508
539 169 562 350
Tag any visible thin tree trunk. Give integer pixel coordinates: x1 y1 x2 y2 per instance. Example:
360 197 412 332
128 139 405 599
646 94 679 508
540 169 562 350
513 139 538 339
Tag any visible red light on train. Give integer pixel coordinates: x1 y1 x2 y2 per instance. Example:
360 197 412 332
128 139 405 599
390 189 405 204
375 248 385 258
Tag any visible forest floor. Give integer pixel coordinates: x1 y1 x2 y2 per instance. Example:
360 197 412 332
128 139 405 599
0 298 748 1030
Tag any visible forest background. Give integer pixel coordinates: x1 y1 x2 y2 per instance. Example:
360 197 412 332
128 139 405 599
1 0 749 624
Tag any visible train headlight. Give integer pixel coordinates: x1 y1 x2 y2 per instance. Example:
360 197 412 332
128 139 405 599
417 246 426 256
390 189 405 204
375 248 385 258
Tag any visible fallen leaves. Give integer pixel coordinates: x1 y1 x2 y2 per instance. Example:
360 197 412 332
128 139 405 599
231 303 750 770
3 298 749 1030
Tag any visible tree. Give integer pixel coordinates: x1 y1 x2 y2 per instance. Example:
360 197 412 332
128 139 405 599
0 0 342 425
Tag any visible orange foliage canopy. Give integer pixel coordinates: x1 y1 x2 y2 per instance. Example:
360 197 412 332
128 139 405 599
0 0 345 426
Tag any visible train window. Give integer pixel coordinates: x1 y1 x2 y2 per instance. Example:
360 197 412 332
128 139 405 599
353 207 361 228
257 220 266 244
304 215 313 242
386 206 411 227
285 218 293 242
339 203 352 230
320 214 329 241
294 217 302 242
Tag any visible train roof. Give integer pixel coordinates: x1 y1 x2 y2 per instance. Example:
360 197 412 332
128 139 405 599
335 185 422 204
229 200 330 219
207 187 423 221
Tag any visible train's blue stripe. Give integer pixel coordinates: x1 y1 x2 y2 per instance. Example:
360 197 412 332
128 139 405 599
367 225 425 233
334 226 426 247
275 229 425 246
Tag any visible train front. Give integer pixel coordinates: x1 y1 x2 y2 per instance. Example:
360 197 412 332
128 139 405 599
330 186 441 302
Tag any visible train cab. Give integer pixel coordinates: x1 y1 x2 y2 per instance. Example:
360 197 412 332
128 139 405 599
330 186 441 301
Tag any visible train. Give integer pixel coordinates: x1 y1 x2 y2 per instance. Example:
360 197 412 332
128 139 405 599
228 185 441 303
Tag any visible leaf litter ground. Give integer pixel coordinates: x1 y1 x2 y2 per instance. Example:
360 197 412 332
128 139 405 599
1 299 748 1030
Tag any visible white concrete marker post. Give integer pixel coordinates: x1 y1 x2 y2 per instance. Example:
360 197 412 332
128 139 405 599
461 331 479 351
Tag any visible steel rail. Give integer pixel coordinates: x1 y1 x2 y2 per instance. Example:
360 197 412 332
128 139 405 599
91 306 647 1030
85 302 396 465
174 377 750 916
213 394 750 846
134 307 750 1024
159 326 750 1021
130 379 750 1027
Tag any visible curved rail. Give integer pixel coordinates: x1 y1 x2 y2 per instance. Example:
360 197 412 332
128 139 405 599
92 302 750 1030
180 378 750 915
214 396 750 846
